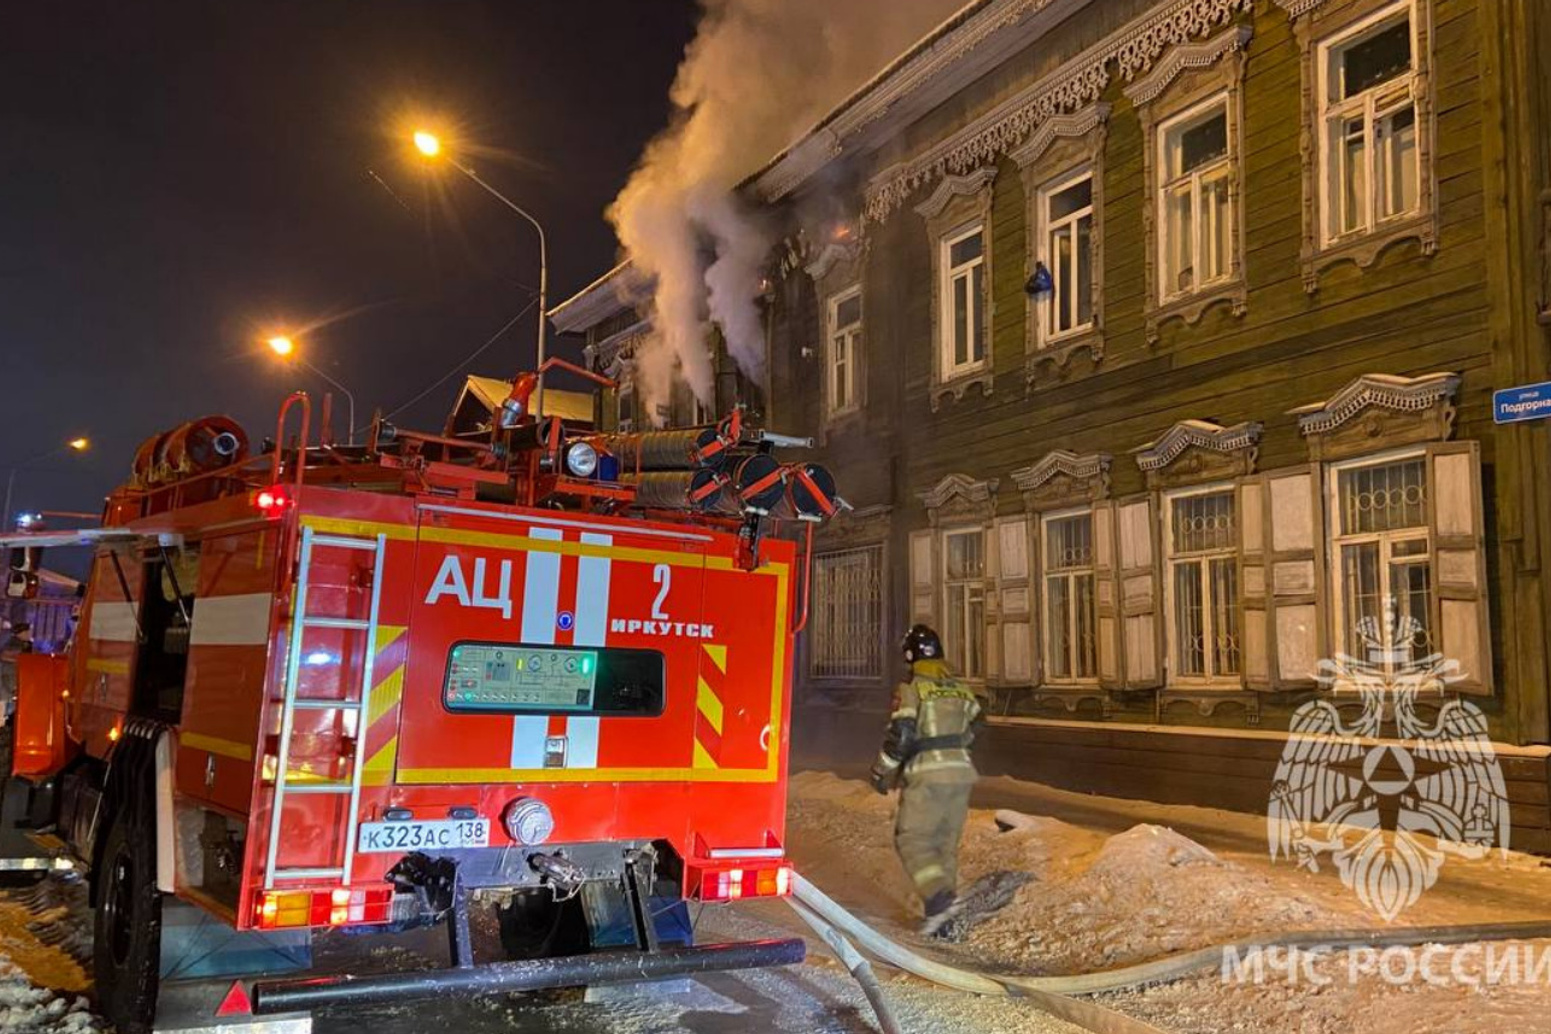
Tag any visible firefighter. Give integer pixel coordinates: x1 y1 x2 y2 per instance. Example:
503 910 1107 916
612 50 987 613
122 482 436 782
869 623 983 924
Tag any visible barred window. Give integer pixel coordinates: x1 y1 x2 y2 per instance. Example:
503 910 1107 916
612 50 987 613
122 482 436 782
1042 512 1097 683
942 529 986 679
810 546 883 680
1333 454 1431 664
1165 489 1240 684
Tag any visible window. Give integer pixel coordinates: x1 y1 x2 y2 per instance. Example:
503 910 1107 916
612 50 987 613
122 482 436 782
616 381 636 432
1332 453 1432 668
1319 4 1419 241
1040 170 1095 342
940 225 986 376
810 546 883 680
942 529 986 679
1165 489 1240 684
827 288 862 415
1042 512 1097 682
1158 99 1232 300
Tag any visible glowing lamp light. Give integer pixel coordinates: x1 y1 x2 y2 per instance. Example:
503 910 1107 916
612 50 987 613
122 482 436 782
68 437 89 451
266 336 296 357
255 486 293 517
412 131 441 157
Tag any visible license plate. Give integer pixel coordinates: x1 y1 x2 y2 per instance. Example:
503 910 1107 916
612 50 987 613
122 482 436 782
357 819 490 853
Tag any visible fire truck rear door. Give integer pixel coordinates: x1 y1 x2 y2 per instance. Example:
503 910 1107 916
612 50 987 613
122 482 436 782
396 505 708 783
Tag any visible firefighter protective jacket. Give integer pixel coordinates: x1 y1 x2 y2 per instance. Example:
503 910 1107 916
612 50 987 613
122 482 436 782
874 661 982 784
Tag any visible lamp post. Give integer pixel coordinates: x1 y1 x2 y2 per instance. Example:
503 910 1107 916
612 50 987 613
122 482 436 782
2 437 89 530
412 130 549 419
267 336 358 445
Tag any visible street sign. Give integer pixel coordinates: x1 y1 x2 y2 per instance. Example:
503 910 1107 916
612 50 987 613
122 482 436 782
1493 382 1551 425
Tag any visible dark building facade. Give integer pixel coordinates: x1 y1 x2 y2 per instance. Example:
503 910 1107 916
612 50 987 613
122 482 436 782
554 0 1551 845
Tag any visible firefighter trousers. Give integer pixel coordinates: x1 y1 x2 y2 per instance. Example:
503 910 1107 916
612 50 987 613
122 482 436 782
893 776 974 902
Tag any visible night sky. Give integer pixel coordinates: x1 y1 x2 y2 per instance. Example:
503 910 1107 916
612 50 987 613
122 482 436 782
1 1 697 525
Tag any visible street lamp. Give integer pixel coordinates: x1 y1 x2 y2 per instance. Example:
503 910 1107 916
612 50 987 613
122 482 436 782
3 437 90 530
266 335 357 445
411 129 549 420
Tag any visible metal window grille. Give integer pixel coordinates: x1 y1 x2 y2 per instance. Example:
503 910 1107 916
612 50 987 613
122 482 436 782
1334 456 1431 664
1043 513 1096 681
810 546 883 680
1167 491 1240 681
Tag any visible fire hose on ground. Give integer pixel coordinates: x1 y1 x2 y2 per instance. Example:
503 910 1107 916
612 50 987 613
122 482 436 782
786 871 1551 1034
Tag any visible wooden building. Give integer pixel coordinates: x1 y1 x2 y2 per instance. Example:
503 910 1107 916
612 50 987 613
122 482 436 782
553 0 1551 844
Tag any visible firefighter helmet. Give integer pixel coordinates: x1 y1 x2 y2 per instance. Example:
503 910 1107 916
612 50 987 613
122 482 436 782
901 624 943 664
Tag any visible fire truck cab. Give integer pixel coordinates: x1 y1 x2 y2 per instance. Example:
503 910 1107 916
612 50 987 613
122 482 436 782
1 378 835 1032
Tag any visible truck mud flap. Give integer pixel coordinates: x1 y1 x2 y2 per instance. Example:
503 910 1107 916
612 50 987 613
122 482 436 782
250 937 806 1014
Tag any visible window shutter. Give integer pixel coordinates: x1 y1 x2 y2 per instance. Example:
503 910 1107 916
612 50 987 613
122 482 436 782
990 516 1032 684
1092 503 1121 689
1117 498 1161 689
1427 442 1491 694
909 529 937 627
1238 475 1271 690
1265 466 1324 689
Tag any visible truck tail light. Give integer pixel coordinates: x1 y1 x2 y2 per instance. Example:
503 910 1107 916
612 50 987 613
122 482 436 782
692 863 792 902
255 485 293 517
254 886 393 929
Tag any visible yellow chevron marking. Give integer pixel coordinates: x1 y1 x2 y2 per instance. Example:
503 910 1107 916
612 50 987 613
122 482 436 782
692 741 720 770
362 736 398 786
696 678 724 734
374 624 407 655
368 668 404 727
703 643 727 674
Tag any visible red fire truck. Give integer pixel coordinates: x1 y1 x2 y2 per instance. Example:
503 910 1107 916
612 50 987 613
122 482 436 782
0 368 837 1031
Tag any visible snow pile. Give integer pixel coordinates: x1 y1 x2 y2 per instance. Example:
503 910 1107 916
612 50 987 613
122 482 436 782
0 956 99 1033
784 773 1340 977
965 816 1338 974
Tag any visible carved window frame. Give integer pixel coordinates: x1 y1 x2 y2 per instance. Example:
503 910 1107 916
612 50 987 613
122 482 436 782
916 168 997 411
806 238 867 434
1014 102 1110 389
1293 0 1438 292
1132 25 1253 346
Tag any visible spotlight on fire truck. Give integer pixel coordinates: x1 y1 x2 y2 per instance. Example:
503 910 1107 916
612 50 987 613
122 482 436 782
563 441 599 478
503 797 555 846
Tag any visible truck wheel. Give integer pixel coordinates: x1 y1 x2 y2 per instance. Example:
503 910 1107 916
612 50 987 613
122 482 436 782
93 809 161 1034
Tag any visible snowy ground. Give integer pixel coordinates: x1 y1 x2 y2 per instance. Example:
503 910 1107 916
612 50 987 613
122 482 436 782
10 772 1551 1032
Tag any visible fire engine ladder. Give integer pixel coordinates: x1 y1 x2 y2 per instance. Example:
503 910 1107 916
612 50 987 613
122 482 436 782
263 525 388 889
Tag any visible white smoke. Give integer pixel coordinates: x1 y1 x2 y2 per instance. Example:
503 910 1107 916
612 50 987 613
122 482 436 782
609 0 964 424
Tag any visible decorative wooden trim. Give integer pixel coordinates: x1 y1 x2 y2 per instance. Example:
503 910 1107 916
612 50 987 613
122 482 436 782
1295 0 1438 294
922 169 998 412
1134 419 1262 469
1137 34 1252 347
914 167 998 220
1008 102 1111 169
1029 689 1112 714
1289 371 1460 461
1124 24 1253 106
1012 449 1112 511
1273 0 1331 18
752 0 1071 204
803 239 863 282
919 473 1000 527
863 0 1254 223
1025 334 1103 388
1159 691 1262 722
816 504 892 550
1020 103 1110 389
